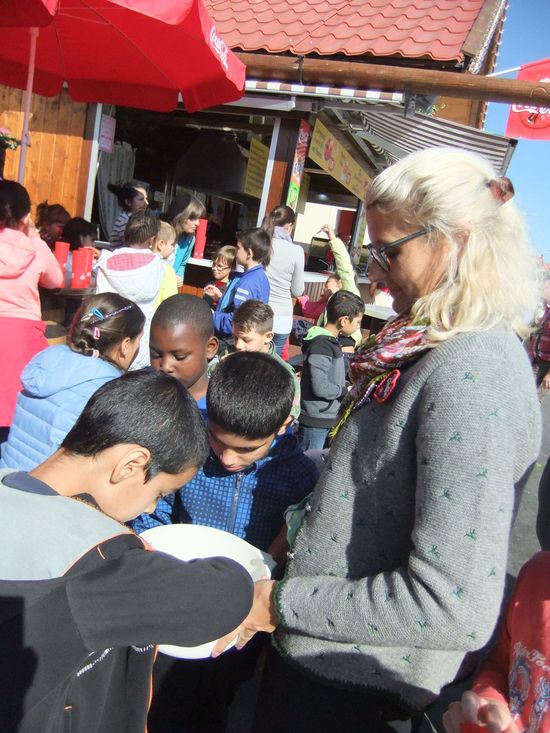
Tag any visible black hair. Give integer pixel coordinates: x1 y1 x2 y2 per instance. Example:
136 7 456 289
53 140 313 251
238 227 272 267
61 370 209 480
62 217 98 250
0 180 31 228
68 293 145 362
152 293 214 341
35 201 70 229
124 210 160 247
325 290 365 324
233 300 274 334
207 351 294 439
261 204 296 238
108 181 142 211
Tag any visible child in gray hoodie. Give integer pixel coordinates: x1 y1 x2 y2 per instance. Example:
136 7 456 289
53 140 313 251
298 290 364 450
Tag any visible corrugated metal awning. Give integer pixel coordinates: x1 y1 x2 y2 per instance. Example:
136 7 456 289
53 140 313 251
354 108 516 174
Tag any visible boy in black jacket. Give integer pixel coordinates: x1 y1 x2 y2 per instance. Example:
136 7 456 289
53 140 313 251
299 290 364 450
0 371 271 733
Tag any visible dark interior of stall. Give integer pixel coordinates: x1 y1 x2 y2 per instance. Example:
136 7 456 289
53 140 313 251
93 104 359 267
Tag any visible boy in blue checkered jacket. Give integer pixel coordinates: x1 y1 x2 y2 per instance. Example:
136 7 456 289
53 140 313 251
132 351 318 733
132 350 318 551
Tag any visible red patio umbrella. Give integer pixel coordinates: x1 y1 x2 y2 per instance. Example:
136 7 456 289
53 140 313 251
1 0 246 178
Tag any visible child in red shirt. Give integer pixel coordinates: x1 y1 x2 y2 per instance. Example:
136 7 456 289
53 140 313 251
443 552 550 733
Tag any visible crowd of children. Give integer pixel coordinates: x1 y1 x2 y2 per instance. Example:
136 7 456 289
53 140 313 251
1 175 550 733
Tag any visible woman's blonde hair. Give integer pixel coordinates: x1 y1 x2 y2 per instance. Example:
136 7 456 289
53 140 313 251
366 147 538 342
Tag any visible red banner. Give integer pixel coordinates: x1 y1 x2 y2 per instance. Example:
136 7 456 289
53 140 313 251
505 58 550 140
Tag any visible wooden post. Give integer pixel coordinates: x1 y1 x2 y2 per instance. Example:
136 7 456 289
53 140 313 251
262 118 304 217
238 53 550 107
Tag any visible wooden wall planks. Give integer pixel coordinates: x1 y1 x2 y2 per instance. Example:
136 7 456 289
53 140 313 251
0 85 91 218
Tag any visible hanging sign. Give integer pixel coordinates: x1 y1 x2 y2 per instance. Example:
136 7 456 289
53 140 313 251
286 119 311 211
98 114 116 154
245 138 269 198
308 118 371 199
505 58 550 140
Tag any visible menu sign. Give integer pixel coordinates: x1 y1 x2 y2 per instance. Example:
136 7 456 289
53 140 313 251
245 138 269 198
308 118 370 199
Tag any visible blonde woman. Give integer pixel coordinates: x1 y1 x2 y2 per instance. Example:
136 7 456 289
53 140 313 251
244 148 542 733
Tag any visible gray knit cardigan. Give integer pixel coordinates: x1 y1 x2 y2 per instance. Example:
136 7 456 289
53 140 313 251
275 327 541 712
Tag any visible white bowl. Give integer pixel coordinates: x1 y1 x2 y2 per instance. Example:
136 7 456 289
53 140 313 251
140 524 271 659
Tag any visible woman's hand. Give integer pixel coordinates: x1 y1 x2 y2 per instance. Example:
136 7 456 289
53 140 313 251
211 579 278 657
321 223 336 241
443 691 519 733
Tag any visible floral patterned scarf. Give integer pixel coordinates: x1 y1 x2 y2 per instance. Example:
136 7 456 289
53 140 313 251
331 314 432 438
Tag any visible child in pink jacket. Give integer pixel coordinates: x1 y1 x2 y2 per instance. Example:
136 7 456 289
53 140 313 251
0 181 63 436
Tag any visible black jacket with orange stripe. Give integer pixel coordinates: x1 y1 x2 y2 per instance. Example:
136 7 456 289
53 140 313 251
0 470 253 733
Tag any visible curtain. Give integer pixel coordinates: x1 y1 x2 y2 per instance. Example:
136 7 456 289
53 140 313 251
96 141 136 241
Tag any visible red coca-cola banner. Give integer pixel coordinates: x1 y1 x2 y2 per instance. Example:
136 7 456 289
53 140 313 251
505 58 550 140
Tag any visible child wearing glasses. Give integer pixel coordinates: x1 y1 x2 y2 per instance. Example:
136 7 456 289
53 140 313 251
203 245 236 309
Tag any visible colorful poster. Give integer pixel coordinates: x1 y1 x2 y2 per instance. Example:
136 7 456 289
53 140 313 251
505 58 550 140
286 119 311 210
245 138 269 198
308 118 371 199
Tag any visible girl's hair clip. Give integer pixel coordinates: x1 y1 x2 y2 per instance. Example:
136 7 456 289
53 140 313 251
91 349 100 358
91 307 105 320
487 177 515 205
92 326 101 340
103 304 133 320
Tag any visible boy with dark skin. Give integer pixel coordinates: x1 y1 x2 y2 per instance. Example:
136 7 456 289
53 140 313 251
149 294 218 416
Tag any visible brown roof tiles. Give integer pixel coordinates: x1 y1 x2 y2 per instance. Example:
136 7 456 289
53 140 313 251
205 0 486 61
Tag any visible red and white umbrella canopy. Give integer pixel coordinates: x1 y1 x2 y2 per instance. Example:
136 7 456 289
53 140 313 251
0 0 245 113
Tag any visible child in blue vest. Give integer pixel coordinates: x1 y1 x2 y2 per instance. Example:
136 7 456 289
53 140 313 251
0 292 145 470
132 351 318 733
207 228 271 346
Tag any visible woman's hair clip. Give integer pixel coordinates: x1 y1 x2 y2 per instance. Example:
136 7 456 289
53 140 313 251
487 177 515 205
92 326 101 340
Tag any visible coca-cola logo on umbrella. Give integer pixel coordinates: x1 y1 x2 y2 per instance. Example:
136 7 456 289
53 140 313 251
210 26 229 72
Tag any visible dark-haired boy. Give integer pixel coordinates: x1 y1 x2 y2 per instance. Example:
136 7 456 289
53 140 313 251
299 289 365 450
232 299 300 421
96 210 177 369
149 293 219 418
0 370 259 733
133 351 318 733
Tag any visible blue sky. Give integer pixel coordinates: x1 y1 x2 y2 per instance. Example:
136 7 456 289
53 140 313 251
485 0 550 261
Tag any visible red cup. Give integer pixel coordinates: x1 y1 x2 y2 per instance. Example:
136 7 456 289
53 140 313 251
54 240 70 272
70 248 92 288
193 218 208 259
82 246 95 274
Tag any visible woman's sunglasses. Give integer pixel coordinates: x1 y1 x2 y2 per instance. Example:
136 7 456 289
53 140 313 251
367 227 434 272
